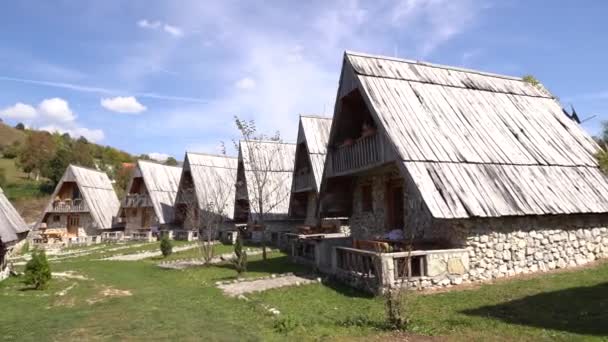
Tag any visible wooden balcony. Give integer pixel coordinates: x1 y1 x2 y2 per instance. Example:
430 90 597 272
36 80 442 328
121 194 152 208
293 172 314 192
328 133 391 177
47 199 88 213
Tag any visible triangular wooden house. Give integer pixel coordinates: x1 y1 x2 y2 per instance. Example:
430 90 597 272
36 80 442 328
320 51 608 286
0 186 29 274
117 160 181 234
288 115 332 225
37 165 119 238
174 152 237 233
235 140 298 242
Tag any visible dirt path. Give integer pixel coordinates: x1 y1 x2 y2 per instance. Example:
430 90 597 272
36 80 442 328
218 274 319 296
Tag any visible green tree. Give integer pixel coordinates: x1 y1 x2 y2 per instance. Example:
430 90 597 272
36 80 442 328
15 122 25 130
160 235 173 257
164 157 178 166
17 132 57 180
42 148 71 185
23 250 52 290
2 141 21 159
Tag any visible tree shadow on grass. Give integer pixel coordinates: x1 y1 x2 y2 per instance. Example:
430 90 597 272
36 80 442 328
462 282 608 336
214 256 310 276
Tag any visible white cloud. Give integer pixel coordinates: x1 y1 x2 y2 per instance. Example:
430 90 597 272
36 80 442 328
0 76 206 103
40 124 105 142
235 77 256 90
0 97 104 142
148 152 170 162
391 0 485 57
163 24 184 37
138 19 161 29
101 96 147 114
0 102 37 120
137 19 184 37
38 98 75 122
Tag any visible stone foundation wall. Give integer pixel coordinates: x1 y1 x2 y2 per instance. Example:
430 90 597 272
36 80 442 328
428 215 608 284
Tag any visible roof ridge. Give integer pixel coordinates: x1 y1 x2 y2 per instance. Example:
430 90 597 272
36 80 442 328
240 139 296 145
300 114 332 120
138 159 182 169
186 151 237 159
344 50 525 82
69 164 107 174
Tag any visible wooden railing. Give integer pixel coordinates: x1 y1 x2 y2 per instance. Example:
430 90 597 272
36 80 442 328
293 172 314 192
48 199 88 213
122 194 152 208
331 133 382 175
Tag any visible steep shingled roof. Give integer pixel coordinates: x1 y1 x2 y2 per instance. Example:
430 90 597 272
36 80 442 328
238 140 296 219
298 115 332 192
336 51 608 218
39 165 120 229
0 186 28 243
131 160 182 225
181 152 238 220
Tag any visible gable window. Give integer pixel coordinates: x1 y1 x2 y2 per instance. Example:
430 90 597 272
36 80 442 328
53 215 60 222
361 185 373 212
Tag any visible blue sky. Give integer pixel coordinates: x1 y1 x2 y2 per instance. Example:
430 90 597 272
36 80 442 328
1 1 607 161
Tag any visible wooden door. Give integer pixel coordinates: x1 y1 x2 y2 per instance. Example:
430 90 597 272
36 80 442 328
67 215 80 236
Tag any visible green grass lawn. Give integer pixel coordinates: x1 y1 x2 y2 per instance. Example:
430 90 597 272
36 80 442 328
2 243 607 341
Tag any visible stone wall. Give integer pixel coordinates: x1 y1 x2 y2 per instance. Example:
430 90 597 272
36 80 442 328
125 207 159 233
45 213 95 236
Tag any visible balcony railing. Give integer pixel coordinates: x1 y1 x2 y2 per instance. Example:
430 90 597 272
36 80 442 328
121 194 152 208
293 172 314 192
330 133 383 176
48 199 88 213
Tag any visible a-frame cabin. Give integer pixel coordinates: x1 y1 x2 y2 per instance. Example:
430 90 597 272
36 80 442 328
174 152 237 240
37 165 119 240
117 160 181 235
288 115 332 225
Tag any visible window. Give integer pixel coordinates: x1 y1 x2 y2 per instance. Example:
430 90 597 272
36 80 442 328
361 185 373 212
53 215 60 222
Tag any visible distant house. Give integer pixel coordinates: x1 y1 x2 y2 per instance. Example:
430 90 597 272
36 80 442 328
117 160 181 236
235 140 299 243
37 165 119 241
320 51 608 291
288 115 332 225
174 152 237 240
0 186 29 278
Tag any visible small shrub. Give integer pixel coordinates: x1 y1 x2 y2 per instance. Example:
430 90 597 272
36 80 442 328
522 74 540 87
232 234 247 276
160 235 173 257
384 287 411 331
23 250 51 290
273 315 300 334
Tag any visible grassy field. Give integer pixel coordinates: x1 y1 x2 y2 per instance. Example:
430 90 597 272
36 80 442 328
0 157 50 221
1 242 607 341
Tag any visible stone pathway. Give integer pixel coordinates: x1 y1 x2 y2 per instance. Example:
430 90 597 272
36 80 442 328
101 244 198 261
217 274 320 297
